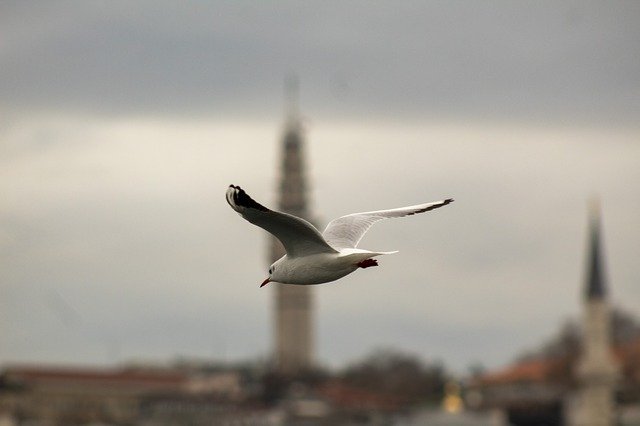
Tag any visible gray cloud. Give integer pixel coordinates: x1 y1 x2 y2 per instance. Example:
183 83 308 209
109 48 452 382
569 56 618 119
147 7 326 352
2 1 639 124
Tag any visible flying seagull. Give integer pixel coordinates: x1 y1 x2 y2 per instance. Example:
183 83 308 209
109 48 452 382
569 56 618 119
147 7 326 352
226 184 453 287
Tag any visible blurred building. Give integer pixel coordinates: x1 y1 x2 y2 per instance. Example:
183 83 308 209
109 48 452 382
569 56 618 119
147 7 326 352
271 78 315 375
0 366 185 424
0 365 257 425
470 202 640 426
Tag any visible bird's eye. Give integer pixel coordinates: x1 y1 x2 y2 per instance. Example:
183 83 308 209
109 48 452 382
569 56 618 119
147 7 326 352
269 268 272 274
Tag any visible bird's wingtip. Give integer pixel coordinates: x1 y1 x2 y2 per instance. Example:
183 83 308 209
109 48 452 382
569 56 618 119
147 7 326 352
226 185 270 212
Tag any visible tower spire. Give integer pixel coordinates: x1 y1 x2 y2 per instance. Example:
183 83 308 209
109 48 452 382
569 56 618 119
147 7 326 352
585 198 606 300
270 78 314 375
571 198 618 426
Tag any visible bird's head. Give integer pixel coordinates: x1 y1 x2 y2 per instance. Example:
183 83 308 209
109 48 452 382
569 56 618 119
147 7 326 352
261 258 284 287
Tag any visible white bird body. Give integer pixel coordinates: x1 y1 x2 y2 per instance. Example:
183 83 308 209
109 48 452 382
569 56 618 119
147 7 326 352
225 185 453 286
270 249 397 285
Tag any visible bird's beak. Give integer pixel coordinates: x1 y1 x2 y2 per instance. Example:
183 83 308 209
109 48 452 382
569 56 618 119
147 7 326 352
260 278 271 288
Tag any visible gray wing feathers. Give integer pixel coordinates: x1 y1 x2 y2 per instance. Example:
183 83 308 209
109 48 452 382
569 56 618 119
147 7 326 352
226 185 337 257
322 199 454 249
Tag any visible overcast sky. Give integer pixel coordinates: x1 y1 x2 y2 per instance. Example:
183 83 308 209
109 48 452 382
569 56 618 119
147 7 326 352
1 1 639 373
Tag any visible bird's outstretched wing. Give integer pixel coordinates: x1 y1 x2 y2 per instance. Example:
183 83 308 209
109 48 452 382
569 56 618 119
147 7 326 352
226 185 338 257
322 199 454 249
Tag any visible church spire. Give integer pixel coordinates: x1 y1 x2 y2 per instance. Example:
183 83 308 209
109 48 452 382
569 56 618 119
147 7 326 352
571 198 618 426
271 77 314 374
585 199 607 300
278 75 308 217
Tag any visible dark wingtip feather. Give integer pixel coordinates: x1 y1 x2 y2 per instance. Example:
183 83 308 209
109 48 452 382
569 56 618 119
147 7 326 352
227 185 269 212
409 198 454 215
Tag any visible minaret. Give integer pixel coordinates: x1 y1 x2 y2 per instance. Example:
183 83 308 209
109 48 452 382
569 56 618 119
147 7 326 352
270 77 314 374
573 200 618 426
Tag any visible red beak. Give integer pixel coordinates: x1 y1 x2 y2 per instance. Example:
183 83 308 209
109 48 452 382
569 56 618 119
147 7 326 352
260 278 271 288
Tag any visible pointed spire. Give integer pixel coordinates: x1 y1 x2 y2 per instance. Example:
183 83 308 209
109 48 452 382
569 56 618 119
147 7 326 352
585 198 607 300
278 75 308 217
272 77 314 374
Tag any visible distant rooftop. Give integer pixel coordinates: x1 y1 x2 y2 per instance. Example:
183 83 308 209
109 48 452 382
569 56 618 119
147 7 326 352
2 365 187 391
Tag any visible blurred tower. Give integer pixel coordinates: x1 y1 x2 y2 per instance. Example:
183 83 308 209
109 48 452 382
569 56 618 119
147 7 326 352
270 77 314 374
572 200 618 426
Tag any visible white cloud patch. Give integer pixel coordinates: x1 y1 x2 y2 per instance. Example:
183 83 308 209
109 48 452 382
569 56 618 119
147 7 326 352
1 1 639 372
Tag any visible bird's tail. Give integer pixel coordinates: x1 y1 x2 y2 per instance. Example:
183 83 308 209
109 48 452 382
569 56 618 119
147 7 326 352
339 248 398 258
355 251 398 268
374 250 399 255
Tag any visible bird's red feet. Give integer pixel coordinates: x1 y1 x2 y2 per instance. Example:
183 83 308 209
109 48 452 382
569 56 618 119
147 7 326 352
357 258 378 268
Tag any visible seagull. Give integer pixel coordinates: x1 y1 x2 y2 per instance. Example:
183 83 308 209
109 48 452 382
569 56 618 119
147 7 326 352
226 184 453 287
